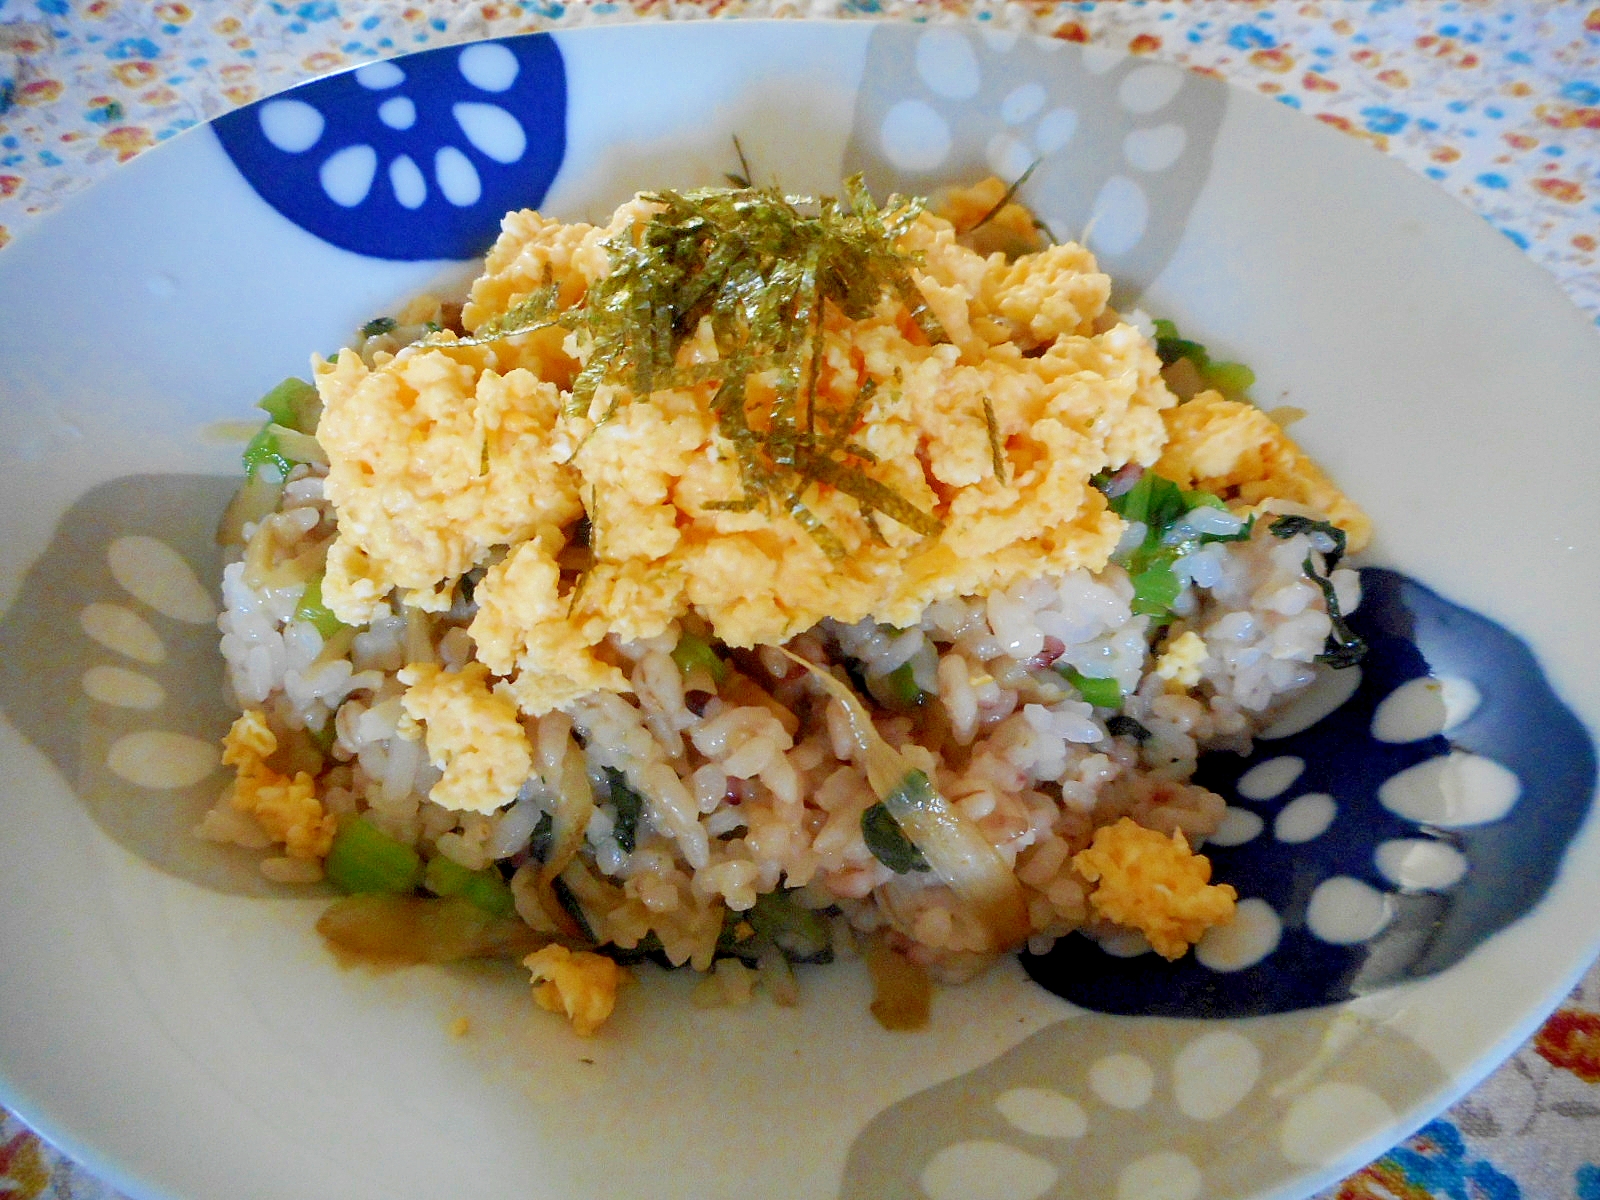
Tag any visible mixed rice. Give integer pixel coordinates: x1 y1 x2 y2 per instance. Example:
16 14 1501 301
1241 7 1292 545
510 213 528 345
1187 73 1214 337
202 177 1369 1036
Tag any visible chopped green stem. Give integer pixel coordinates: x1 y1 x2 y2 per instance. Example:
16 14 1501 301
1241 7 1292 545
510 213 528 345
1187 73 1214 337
324 816 424 895
423 854 516 919
883 660 925 709
256 377 320 433
1057 665 1122 709
293 574 346 639
671 632 730 684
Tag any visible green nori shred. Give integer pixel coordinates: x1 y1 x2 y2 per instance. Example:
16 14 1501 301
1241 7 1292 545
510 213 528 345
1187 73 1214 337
725 135 755 189
967 159 1041 233
569 179 947 556
982 396 1007 484
603 766 645 854
861 801 930 874
361 316 398 338
1269 515 1365 667
402 180 952 558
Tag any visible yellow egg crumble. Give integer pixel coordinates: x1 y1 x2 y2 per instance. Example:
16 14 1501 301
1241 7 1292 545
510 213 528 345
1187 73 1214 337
1072 817 1239 959
220 709 337 860
524 944 626 1038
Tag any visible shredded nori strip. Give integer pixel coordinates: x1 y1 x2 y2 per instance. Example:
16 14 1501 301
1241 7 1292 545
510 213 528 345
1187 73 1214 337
452 180 949 559
967 159 1041 233
982 396 1008 485
1269 515 1365 667
1268 514 1348 571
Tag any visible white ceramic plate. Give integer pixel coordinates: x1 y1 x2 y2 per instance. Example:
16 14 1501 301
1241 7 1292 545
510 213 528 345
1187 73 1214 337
2 20 1598 1200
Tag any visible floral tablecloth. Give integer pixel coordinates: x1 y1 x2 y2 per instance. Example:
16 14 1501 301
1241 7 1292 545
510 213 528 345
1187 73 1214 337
2 2 1598 1198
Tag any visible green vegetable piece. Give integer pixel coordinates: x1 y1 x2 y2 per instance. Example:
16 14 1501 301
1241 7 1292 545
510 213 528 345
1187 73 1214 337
242 424 293 482
1107 471 1188 531
747 889 834 964
293 574 346 639
670 632 729 684
1202 360 1255 396
861 799 930 874
361 316 398 338
1057 665 1122 709
603 767 645 854
324 816 424 895
422 855 516 919
1151 317 1211 369
256 377 319 432
884 660 925 709
1129 564 1183 618
242 421 326 481
309 721 337 755
1108 470 1253 623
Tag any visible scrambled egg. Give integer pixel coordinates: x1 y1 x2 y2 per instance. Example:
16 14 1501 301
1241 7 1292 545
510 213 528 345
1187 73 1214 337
311 187 1366 815
524 943 626 1037
1155 392 1371 552
318 195 1174 721
1155 630 1209 690
396 661 533 814
1071 817 1238 959
221 709 336 859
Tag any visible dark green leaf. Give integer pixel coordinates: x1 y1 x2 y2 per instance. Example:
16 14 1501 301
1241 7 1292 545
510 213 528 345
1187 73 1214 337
1130 564 1182 617
1106 714 1152 741
528 809 554 862
861 802 929 874
1269 514 1348 570
603 767 645 853
1108 471 1189 532
747 889 834 964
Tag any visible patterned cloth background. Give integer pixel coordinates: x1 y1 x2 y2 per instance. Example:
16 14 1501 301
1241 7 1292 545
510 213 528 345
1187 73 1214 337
1 2 1598 1198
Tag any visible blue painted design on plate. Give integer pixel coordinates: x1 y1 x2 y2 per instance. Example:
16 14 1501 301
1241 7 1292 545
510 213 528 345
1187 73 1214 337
1023 567 1597 1016
212 35 566 261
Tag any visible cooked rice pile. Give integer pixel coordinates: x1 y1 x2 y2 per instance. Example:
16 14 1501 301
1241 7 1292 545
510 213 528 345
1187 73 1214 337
203 179 1368 1035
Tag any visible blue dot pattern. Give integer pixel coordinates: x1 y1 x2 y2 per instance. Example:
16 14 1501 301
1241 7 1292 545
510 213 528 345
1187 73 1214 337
1024 568 1597 1016
212 34 566 261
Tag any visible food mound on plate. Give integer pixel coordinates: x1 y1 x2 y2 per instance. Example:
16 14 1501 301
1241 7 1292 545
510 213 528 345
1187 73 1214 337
204 176 1370 1037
